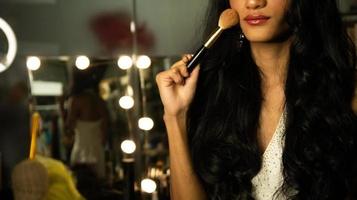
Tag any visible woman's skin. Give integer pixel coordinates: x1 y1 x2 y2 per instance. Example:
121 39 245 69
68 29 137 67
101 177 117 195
156 0 355 199
66 92 109 144
231 0 292 153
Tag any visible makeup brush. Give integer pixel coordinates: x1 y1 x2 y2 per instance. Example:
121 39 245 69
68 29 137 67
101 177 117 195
187 9 239 73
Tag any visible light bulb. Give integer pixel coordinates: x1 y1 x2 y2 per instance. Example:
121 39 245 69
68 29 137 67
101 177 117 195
130 21 136 33
136 55 151 69
117 55 133 70
26 56 41 71
141 178 157 193
121 140 136 154
138 117 154 131
0 18 17 73
119 96 134 109
75 55 90 70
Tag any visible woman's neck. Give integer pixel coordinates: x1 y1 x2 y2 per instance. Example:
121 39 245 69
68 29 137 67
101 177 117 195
250 38 292 89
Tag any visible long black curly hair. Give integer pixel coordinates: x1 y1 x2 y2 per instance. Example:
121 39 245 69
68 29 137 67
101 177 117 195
186 0 357 199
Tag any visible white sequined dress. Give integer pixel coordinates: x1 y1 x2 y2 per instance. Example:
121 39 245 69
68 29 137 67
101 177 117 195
251 109 289 200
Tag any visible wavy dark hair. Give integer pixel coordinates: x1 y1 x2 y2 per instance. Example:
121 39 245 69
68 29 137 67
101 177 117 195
187 0 357 199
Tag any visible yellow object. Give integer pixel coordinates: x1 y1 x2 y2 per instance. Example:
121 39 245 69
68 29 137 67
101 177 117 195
36 156 84 200
29 112 40 159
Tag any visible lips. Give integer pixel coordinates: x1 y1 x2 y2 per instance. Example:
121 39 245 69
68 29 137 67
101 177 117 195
244 15 270 25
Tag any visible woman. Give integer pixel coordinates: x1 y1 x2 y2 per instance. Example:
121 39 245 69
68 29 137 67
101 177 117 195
66 67 109 179
156 0 357 199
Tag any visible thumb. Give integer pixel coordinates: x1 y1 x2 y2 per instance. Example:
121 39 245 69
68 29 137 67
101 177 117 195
185 65 200 86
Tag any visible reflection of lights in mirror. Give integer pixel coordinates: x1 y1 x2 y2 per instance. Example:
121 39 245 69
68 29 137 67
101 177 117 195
149 167 164 178
26 56 41 71
136 55 151 69
121 140 136 154
117 55 133 70
126 85 134 96
75 55 90 70
0 18 17 73
138 117 154 131
0 29 7 58
141 178 157 193
17 55 178 199
119 96 134 110
130 21 136 33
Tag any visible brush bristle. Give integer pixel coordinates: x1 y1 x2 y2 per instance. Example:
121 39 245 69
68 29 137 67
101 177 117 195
218 9 239 29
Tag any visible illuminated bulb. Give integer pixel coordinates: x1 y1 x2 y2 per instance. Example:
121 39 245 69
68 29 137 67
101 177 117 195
117 55 133 70
26 56 41 71
0 18 17 73
121 140 136 154
138 117 154 131
75 55 90 70
130 21 136 33
119 96 134 109
136 55 151 69
141 178 157 193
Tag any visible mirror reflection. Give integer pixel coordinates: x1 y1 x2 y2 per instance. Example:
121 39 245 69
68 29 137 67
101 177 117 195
0 0 208 198
25 56 179 199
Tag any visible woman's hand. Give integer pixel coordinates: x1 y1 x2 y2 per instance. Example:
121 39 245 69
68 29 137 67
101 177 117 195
156 54 200 117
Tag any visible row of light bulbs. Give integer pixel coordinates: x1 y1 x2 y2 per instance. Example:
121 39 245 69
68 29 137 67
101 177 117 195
118 53 156 195
26 55 152 71
27 55 155 130
120 140 157 194
27 56 155 131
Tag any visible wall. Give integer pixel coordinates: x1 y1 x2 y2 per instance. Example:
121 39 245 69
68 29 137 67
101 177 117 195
0 0 208 57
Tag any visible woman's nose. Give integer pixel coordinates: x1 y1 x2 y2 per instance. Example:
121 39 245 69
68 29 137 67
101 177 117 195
245 0 267 10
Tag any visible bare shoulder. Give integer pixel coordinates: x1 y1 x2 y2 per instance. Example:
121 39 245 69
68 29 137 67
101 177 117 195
68 95 85 111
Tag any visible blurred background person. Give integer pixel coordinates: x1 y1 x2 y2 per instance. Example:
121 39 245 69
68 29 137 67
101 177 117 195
66 65 109 179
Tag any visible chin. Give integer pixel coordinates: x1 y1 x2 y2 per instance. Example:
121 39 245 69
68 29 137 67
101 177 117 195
245 34 275 43
244 29 291 44
242 25 292 44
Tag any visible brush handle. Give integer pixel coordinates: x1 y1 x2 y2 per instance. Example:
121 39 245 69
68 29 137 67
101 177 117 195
187 45 208 73
29 112 40 159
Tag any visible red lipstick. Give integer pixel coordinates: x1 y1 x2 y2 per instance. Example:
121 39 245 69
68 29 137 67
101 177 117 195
244 15 270 25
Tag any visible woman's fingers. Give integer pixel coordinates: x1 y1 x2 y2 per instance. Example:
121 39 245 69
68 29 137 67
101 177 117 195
182 54 193 64
185 64 200 86
155 54 200 116
172 55 192 77
170 67 184 85
156 54 194 87
157 67 184 87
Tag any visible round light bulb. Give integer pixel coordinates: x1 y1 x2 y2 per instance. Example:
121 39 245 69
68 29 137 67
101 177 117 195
119 96 134 109
26 56 41 71
138 117 154 131
136 55 151 69
117 55 133 70
141 178 157 193
0 18 17 73
121 140 136 154
75 55 90 70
